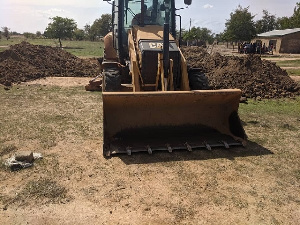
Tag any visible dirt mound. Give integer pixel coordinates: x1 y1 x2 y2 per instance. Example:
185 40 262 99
0 42 100 86
182 46 300 99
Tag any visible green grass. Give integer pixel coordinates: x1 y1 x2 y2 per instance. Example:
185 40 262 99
285 68 300 76
268 59 300 76
0 36 104 57
239 98 300 116
239 97 300 146
276 59 300 67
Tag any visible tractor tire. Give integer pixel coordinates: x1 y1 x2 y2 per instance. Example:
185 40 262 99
102 69 121 92
188 71 210 90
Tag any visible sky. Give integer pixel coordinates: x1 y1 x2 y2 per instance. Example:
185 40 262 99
0 0 299 34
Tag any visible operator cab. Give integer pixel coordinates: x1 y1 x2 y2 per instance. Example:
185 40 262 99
125 0 173 27
111 0 176 57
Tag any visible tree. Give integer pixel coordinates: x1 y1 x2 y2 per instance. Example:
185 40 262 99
2 27 10 40
255 10 278 34
11 31 20 35
90 14 112 41
198 27 214 44
183 27 214 45
277 2 300 29
36 31 42 38
23 32 35 39
84 24 92 40
223 5 256 42
73 29 85 41
290 2 300 27
214 33 223 43
44 16 77 48
277 16 293 29
183 27 198 42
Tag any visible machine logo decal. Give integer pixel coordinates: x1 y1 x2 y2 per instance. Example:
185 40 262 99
149 42 163 49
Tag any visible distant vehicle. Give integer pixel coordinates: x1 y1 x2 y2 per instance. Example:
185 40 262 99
243 44 251 54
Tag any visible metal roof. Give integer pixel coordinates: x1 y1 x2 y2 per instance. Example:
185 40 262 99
257 28 300 37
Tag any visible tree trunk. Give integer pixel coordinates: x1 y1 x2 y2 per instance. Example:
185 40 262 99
59 38 62 48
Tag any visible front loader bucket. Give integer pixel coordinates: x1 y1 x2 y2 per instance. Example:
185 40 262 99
102 90 247 156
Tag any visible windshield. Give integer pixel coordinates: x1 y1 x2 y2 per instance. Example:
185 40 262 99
124 0 172 29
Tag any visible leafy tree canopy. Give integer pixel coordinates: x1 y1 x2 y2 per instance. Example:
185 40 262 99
73 29 85 41
89 14 112 41
277 2 300 29
255 10 278 34
44 16 77 47
290 2 300 27
36 31 42 37
2 27 10 40
277 16 293 30
183 27 214 45
23 32 36 39
223 5 256 42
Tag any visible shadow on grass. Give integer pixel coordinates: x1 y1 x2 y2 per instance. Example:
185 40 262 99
63 47 84 50
118 141 273 165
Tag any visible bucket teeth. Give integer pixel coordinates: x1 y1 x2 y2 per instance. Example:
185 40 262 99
166 144 173 153
146 145 152 154
105 138 243 157
222 141 230 149
205 143 212 151
126 147 132 156
185 142 192 152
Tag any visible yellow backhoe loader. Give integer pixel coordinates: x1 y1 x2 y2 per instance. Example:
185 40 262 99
101 0 247 157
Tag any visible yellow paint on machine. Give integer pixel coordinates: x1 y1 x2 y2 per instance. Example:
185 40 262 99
103 89 246 153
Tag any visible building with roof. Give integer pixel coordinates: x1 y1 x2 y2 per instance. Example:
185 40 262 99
253 28 300 54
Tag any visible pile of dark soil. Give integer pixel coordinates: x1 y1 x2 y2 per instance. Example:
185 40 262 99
0 42 101 86
182 46 300 99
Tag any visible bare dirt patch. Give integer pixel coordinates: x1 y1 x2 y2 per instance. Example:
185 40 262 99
291 76 300 83
265 57 300 62
280 66 300 69
24 77 94 87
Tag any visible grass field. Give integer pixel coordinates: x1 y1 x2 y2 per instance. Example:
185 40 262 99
285 68 300 76
276 59 300 67
0 36 104 58
0 84 299 224
273 59 300 76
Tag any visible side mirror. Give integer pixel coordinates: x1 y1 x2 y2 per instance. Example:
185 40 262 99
184 0 192 5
